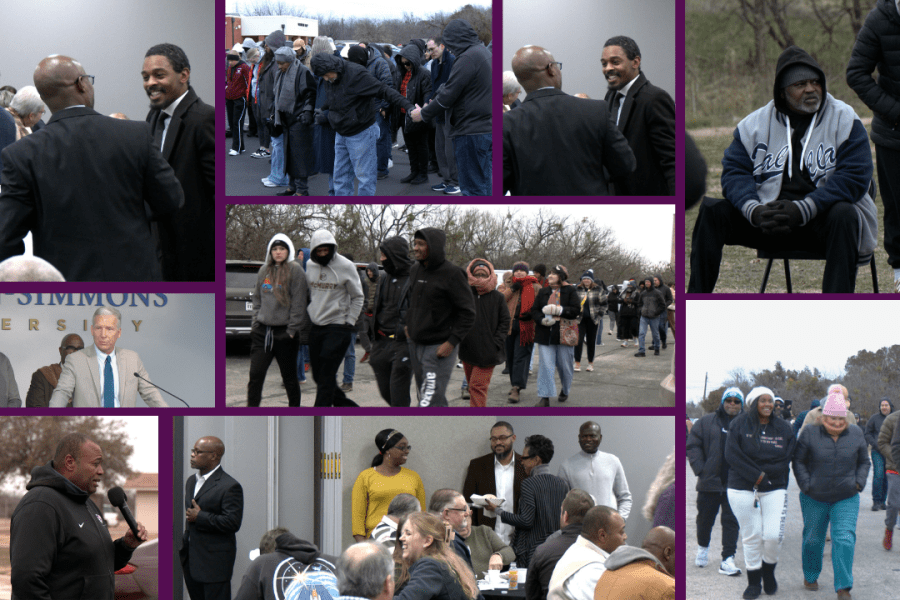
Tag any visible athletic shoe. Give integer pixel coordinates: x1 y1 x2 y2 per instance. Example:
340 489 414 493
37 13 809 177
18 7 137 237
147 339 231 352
261 178 280 188
885 527 893 551
696 546 709 567
654 348 660 356
340 382 353 393
228 149 239 156
388 159 394 168
586 364 593 372
251 149 270 159
456 362 463 369
443 185 461 195
574 363 581 372
461 388 470 400
432 182 448 192
719 556 741 576
360 352 370 363
634 352 646 357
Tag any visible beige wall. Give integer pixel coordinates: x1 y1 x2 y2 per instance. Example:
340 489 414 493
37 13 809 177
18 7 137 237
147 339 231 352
134 489 158 536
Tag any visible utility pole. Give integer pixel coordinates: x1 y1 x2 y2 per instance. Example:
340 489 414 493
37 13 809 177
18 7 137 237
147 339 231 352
702 372 708 402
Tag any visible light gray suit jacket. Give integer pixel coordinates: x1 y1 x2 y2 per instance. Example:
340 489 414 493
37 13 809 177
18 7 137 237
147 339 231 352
49 345 168 407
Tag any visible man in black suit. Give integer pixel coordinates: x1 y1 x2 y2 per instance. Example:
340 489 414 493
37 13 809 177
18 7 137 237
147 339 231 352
181 436 244 600
503 45 635 196
0 55 184 281
602 36 676 196
463 421 527 545
143 43 214 282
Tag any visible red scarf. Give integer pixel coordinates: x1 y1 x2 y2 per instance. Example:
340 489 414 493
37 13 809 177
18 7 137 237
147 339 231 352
400 71 412 113
514 275 539 345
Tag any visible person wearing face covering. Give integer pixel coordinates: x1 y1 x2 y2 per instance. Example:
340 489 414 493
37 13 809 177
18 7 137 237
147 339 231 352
724 386 796 600
247 234 308 407
457 259 510 407
688 45 878 293
793 391 869 599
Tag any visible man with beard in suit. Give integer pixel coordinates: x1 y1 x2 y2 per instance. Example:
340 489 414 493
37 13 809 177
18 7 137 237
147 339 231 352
602 36 676 196
182 436 244 600
143 44 214 281
0 55 183 281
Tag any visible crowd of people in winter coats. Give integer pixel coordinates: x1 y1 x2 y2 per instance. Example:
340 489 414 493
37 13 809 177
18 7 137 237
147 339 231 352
687 383 900 600
225 18 492 196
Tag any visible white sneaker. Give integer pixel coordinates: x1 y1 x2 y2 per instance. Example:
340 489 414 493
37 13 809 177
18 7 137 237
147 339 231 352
388 159 394 169
586 364 593 372
261 178 278 188
574 363 581 372
718 556 741 576
695 546 709 568
229 149 239 156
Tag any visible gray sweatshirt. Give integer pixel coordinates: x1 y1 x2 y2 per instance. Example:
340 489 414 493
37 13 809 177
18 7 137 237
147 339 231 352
252 233 309 339
305 229 364 326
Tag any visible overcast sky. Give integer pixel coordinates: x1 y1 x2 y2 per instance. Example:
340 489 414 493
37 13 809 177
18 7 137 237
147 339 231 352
226 0 490 21
686 300 899 405
119 416 159 474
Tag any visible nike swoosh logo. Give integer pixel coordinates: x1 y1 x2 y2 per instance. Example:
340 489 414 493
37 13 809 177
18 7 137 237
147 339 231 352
78 523 85 528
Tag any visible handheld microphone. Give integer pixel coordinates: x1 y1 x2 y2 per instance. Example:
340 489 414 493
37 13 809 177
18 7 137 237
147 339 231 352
134 372 191 407
107 486 141 538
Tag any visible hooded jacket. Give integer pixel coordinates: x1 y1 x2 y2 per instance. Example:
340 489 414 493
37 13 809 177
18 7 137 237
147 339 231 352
458 260 510 367
724 387 797 492
226 57 251 101
10 462 134 600
374 236 412 337
865 398 895 449
253 233 309 340
395 44 433 134
637 280 666 319
793 417 870 503
593 546 674 600
428 47 456 124
402 228 476 347
687 396 743 492
878 409 900 471
305 229 364 327
722 45 878 267
311 54 414 137
420 20 491 137
365 45 394 112
846 0 900 150
233 533 337 600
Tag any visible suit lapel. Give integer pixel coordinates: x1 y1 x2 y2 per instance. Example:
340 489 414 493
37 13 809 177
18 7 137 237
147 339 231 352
195 468 222 502
84 345 103 402
617 73 647 132
115 348 128 406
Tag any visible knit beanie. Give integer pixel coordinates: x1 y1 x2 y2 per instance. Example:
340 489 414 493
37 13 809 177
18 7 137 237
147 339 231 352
780 64 820 89
822 391 847 417
348 45 368 67
580 270 594 282
512 261 530 273
275 46 295 63
721 387 744 407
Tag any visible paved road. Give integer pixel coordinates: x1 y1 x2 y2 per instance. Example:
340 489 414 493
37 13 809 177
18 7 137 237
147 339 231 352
225 129 452 197
685 454 899 599
225 328 675 407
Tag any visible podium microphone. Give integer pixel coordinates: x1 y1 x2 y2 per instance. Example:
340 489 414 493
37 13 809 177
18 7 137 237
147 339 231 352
134 372 191 407
108 486 141 538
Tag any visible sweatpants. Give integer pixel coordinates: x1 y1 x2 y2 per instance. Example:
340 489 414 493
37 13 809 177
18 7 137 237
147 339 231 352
368 334 412 407
886 472 900 529
247 324 300 407
408 341 458 407
799 491 859 591
226 97 246 152
727 488 788 570
309 324 358 407
696 490 740 560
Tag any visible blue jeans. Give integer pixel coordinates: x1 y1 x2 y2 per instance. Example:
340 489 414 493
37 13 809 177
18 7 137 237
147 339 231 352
453 133 492 196
341 332 357 384
872 450 887 505
639 315 661 353
268 134 291 186
334 122 379 196
800 492 859 592
376 112 391 175
296 344 310 381
595 316 604 345
536 344 574 398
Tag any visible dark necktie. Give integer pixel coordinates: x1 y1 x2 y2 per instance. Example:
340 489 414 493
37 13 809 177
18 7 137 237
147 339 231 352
104 355 115 408
612 92 624 126
154 113 169 150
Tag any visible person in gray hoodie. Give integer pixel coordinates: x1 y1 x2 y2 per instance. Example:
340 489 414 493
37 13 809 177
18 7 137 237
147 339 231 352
865 397 894 510
306 229 363 407
233 530 337 600
248 233 308 407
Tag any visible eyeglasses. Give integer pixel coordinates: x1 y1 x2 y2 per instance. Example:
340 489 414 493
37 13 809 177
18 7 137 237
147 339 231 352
72 74 95 86
489 435 512 443
190 448 213 455
547 61 562 71
446 506 472 514
393 444 411 452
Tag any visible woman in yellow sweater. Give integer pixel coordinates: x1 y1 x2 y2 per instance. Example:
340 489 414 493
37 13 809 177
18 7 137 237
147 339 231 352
352 428 426 542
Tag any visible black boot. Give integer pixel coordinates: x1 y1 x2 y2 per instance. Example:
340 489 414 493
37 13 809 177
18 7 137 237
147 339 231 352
742 568 762 599
760 562 777 595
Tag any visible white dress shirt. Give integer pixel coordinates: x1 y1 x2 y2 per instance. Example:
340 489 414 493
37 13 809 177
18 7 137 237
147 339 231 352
193 464 221 498
493 455 516 544
95 348 119 408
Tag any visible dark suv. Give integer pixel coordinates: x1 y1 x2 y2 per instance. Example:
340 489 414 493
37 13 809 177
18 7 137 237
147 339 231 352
226 259 264 337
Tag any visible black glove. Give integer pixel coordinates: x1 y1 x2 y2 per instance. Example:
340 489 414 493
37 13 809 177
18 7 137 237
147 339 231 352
300 112 312 126
270 122 283 137
511 281 522 292
750 205 765 227
519 312 532 322
314 108 328 126
760 201 803 235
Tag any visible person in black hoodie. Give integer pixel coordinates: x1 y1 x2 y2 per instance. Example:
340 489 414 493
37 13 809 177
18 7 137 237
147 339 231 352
847 0 900 293
370 236 414 406
310 54 415 196
402 227 476 407
686 387 744 576
412 19 492 196
10 433 147 600
458 258 510 407
233 530 338 600
395 44 433 185
725 387 796 600
865 397 894 510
